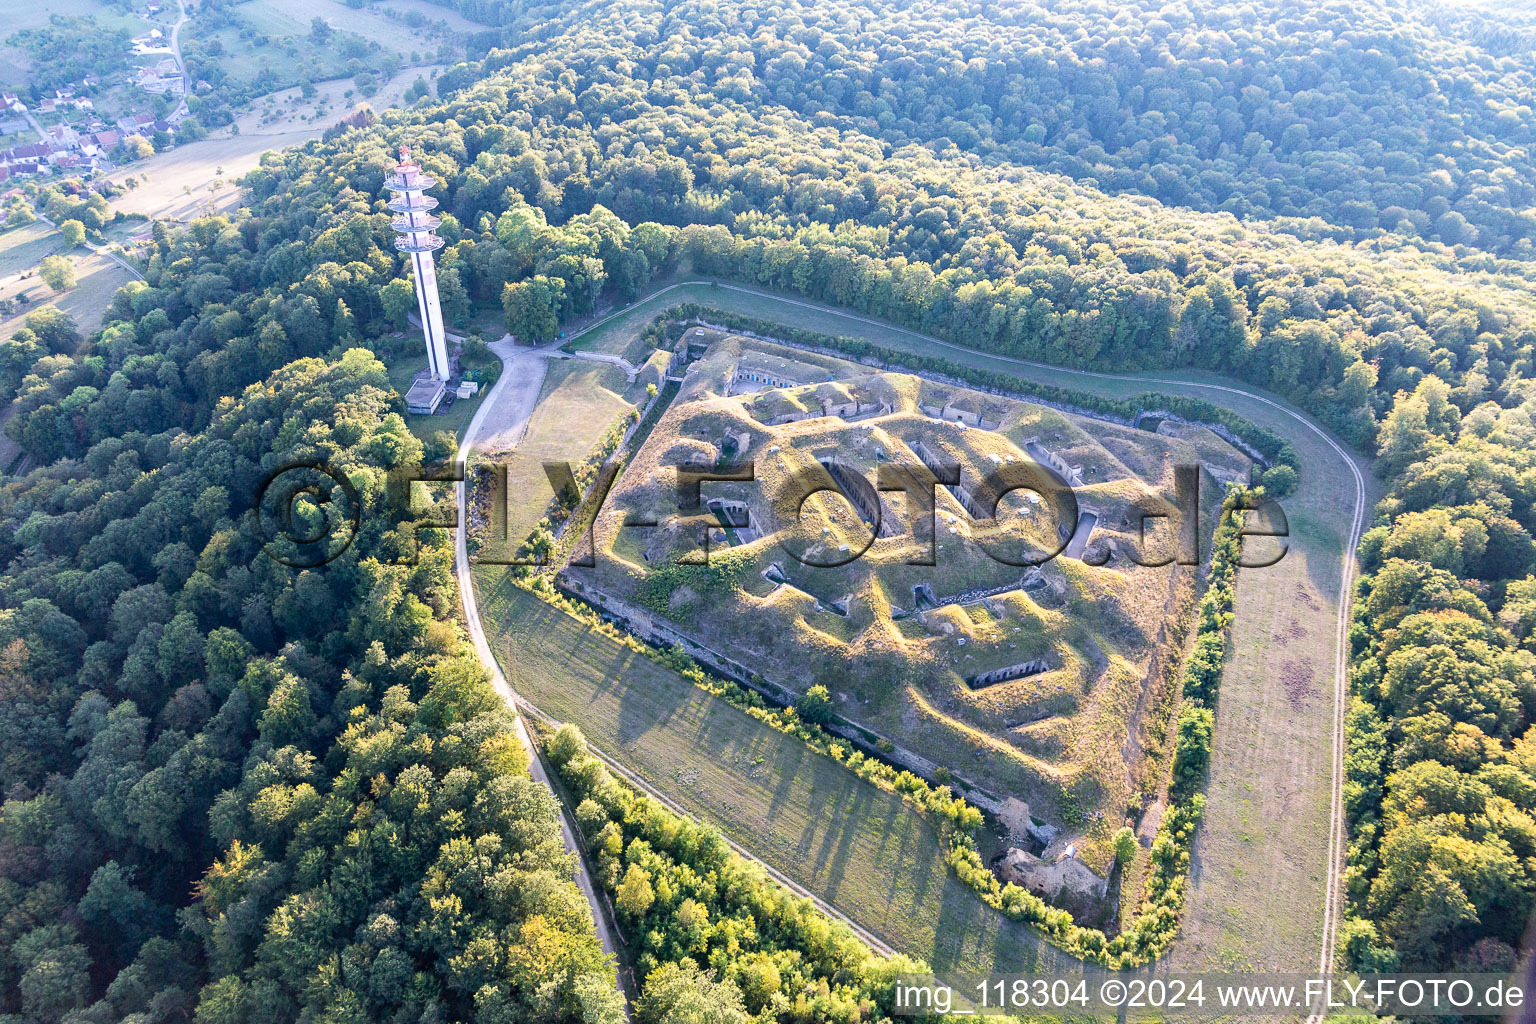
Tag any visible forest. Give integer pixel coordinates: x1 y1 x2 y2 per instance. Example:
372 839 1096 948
0 340 624 1020
1 0 1534 1015
431 0 1536 256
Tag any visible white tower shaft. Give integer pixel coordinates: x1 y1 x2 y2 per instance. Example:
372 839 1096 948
384 147 451 382
411 250 449 379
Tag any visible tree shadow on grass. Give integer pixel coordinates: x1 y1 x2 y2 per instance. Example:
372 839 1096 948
922 873 1075 976
490 583 1078 972
806 772 878 902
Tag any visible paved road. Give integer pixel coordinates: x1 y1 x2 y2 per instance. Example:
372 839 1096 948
450 335 632 1011
16 105 47 143
167 0 190 123
34 213 144 282
452 280 1366 979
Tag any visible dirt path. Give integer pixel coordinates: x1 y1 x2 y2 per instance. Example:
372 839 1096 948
552 348 641 379
35 213 144 283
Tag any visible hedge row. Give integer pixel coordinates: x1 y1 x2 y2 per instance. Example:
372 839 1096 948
514 306 1261 964
513 484 1248 967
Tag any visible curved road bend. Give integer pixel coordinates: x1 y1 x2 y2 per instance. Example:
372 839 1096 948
696 281 1368 983
34 213 146 282
451 317 898 958
455 281 1367 981
451 336 631 1002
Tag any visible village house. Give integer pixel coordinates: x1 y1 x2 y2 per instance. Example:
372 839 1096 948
81 130 120 159
49 92 95 112
4 144 50 165
116 113 156 137
45 125 81 151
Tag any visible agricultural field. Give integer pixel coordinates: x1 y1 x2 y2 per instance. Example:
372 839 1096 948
106 66 444 224
564 329 1248 880
0 251 133 341
471 578 1081 976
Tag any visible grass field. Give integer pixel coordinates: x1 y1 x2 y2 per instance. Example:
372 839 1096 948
566 302 668 363
109 132 303 222
484 358 637 555
108 66 443 224
472 578 1079 975
483 280 1377 970
0 251 134 341
376 0 485 33
259 0 465 50
230 65 444 138
187 0 446 102
186 16 360 97
384 350 485 442
0 224 66 280
0 220 134 342
385 346 500 444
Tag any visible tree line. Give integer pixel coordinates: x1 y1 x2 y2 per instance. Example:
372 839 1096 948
547 723 933 1023
2 0 1534 989
426 0 1536 256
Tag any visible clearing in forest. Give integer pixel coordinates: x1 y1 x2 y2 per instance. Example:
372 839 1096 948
476 283 1365 970
562 330 1251 880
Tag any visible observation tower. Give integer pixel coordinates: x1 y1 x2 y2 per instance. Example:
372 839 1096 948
384 146 451 386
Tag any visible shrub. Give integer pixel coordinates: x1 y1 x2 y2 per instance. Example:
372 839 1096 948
1113 827 1138 865
795 684 833 724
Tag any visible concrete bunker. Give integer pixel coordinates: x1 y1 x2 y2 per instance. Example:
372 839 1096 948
968 658 1052 689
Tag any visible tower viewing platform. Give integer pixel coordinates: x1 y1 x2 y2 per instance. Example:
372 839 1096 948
384 146 452 385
